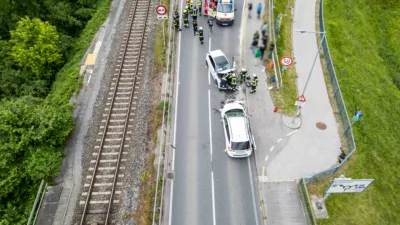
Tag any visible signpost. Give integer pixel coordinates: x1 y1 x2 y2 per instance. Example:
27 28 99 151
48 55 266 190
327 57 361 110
156 5 168 20
316 175 374 209
291 95 306 121
280 56 293 66
351 110 363 125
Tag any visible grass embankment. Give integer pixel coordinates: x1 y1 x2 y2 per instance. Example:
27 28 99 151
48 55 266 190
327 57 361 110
308 1 400 224
133 1 170 223
264 0 297 114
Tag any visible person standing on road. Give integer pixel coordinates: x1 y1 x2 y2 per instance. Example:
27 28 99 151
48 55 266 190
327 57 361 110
197 27 204 44
257 3 262 19
183 10 189 28
173 11 182 31
269 42 275 59
230 73 237 90
189 0 194 14
261 34 268 47
253 30 260 42
251 38 258 55
250 74 258 93
240 68 248 83
193 20 198 36
192 6 198 20
208 17 214 33
248 2 253 18
198 0 202 16
204 0 208 16
259 44 266 60
261 23 267 36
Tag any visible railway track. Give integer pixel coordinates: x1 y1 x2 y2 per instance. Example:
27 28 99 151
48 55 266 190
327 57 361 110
77 0 152 224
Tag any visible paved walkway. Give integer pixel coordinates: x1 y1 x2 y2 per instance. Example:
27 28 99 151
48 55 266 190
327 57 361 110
267 0 341 181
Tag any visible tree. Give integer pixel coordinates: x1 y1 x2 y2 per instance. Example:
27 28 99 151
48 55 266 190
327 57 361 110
9 17 63 80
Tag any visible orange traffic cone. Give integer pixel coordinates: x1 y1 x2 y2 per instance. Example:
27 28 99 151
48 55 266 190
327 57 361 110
273 106 278 112
269 61 274 69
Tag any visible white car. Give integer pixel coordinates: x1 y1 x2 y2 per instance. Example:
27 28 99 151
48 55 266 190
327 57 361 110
206 50 236 89
220 99 255 158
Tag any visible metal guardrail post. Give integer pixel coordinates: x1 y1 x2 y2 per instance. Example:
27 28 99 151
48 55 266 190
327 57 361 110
27 180 45 225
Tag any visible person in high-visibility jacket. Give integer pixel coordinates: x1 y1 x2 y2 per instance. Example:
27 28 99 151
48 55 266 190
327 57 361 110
192 6 198 20
197 0 202 16
183 10 189 28
230 73 237 89
197 27 204 44
239 68 248 83
183 6 189 16
173 11 182 31
250 74 258 93
221 73 229 88
189 0 194 14
192 20 198 36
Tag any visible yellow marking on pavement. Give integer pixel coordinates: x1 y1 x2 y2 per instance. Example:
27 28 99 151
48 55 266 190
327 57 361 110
85 54 97 65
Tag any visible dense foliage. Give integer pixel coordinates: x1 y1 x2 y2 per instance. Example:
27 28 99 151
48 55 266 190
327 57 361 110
0 0 110 223
317 0 400 224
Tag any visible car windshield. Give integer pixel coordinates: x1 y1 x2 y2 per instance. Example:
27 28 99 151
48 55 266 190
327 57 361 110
217 3 233 13
214 56 231 72
225 109 245 118
231 141 250 150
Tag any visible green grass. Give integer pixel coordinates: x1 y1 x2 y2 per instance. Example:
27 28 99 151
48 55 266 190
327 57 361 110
310 0 400 224
265 0 297 114
46 0 111 106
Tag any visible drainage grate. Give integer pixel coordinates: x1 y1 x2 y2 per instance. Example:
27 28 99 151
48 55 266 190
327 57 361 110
316 122 327 130
167 171 175 180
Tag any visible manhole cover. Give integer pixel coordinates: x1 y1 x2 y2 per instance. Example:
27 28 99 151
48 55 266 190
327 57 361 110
167 171 174 180
316 122 327 130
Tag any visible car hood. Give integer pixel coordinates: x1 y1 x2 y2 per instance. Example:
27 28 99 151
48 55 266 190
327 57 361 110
217 68 235 75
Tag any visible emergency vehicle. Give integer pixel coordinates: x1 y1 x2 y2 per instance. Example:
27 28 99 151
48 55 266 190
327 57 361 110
209 0 236 25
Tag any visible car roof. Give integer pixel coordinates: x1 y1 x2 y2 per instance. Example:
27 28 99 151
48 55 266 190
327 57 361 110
209 50 226 58
226 117 249 142
222 102 245 114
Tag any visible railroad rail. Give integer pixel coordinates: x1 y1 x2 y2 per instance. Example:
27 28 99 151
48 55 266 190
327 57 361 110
78 0 152 224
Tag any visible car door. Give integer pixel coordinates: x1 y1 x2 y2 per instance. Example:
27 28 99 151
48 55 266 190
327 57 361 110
222 116 231 151
207 55 218 80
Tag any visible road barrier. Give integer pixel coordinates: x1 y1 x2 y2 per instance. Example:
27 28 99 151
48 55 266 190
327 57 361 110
27 180 47 225
298 178 317 225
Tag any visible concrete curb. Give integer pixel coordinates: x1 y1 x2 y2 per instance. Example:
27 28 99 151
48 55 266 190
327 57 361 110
282 114 302 129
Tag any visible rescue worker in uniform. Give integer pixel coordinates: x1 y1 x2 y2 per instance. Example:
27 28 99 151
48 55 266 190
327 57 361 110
197 27 204 44
189 0 194 14
208 17 214 33
250 74 258 93
192 19 198 36
197 0 202 16
173 11 182 31
183 6 189 17
240 68 248 83
183 9 189 28
230 73 237 90
192 6 198 21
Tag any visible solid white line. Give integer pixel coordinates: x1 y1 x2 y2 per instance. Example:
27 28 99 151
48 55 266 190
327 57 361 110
247 158 260 225
168 0 184 222
277 138 282 143
270 146 275 152
87 75 92 85
208 36 211 85
208 89 213 157
286 129 298 136
264 155 269 161
211 172 216 225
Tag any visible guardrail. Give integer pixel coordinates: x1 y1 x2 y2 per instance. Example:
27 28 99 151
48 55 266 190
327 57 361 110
298 178 317 225
27 180 47 225
303 0 357 184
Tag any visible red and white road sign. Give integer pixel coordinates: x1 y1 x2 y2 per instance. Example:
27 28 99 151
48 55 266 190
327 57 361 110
280 56 293 66
296 95 306 102
156 5 167 15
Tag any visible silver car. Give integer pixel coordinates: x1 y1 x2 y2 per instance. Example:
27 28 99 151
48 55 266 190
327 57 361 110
220 99 255 158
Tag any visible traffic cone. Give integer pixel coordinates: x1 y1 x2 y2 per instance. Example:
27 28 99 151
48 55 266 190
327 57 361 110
273 106 278 112
269 61 274 69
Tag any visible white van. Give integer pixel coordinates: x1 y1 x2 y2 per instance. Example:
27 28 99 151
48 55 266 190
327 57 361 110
215 0 235 25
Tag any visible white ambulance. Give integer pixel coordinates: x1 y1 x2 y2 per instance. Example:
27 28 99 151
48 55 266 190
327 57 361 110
215 0 235 25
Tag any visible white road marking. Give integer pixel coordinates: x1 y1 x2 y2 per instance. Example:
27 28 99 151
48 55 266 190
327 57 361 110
264 155 269 161
87 75 92 85
247 158 260 225
208 89 213 157
286 129 298 136
270 146 275 152
208 36 212 85
277 138 282 143
168 0 184 222
211 172 216 225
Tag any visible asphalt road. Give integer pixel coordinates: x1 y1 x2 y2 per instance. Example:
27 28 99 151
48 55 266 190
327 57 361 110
169 0 262 224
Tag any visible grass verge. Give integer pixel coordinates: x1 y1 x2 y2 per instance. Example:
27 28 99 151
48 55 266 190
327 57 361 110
265 0 297 114
307 1 400 224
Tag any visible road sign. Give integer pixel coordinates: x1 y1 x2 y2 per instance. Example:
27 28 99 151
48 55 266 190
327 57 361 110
326 178 374 193
295 100 305 107
280 56 293 66
296 95 306 102
156 5 167 15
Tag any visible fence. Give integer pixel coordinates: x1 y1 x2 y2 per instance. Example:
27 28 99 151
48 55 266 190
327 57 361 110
298 178 317 225
304 0 357 184
27 180 47 225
